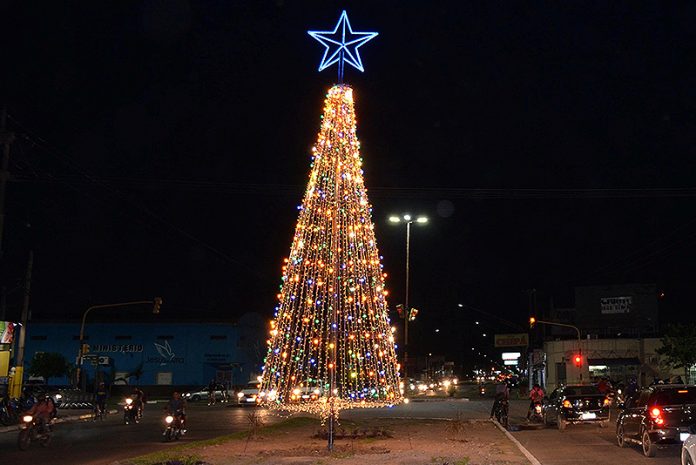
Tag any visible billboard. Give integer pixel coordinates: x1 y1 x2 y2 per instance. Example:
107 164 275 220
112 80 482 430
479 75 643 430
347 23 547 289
600 296 632 314
494 333 528 348
0 321 16 344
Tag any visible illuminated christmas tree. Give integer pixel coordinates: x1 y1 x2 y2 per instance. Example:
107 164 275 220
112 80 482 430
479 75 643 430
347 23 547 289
259 13 400 425
259 83 402 419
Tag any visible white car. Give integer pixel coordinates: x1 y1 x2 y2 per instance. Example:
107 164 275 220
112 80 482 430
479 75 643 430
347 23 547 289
683 431 696 465
235 381 261 405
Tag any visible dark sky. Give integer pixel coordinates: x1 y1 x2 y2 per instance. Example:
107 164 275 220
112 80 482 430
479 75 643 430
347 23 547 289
2 1 696 364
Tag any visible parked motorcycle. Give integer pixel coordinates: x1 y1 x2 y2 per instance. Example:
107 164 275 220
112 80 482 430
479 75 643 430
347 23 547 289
0 397 19 426
123 398 139 424
162 413 185 442
17 414 51 450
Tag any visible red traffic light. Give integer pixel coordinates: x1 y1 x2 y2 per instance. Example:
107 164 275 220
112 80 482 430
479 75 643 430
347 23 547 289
574 355 582 367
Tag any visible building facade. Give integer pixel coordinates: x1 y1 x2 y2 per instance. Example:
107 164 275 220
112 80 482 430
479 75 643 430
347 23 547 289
20 316 264 387
543 337 687 390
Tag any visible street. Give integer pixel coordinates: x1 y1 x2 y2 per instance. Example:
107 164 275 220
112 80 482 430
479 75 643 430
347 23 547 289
0 403 281 465
505 401 682 465
0 399 686 465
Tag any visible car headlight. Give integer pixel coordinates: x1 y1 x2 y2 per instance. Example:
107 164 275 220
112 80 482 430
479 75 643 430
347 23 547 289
23 415 33 423
55 394 62 400
237 392 244 398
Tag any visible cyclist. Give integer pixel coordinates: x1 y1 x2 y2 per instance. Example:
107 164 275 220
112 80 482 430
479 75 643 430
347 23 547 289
94 382 108 419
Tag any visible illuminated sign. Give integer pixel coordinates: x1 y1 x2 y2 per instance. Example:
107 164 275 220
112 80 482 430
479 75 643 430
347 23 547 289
494 333 529 348
501 352 522 360
0 321 17 344
503 360 518 366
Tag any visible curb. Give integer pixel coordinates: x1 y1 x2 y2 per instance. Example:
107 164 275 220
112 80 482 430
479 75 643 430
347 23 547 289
491 418 543 465
0 409 118 434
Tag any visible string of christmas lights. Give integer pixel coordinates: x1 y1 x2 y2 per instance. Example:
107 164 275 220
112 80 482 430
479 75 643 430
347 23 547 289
259 85 402 419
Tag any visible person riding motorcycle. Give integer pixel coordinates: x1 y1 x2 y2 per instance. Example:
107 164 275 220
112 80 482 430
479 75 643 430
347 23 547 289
490 381 510 420
165 392 187 428
25 395 56 433
527 383 545 420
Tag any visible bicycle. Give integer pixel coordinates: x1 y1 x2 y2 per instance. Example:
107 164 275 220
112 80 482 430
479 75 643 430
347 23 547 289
92 403 106 421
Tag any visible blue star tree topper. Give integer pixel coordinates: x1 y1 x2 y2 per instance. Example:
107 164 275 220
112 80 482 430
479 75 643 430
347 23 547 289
308 10 378 82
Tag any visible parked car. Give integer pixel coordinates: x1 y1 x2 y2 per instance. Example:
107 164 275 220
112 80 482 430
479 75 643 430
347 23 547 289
617 385 696 457
182 386 228 402
543 384 611 430
683 428 696 465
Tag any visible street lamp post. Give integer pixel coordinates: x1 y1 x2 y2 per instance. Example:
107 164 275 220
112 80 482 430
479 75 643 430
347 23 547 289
389 214 427 381
529 318 583 383
76 298 162 389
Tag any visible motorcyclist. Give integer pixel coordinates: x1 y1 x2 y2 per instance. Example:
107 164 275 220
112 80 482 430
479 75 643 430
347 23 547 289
526 383 545 420
165 391 187 431
26 395 56 434
490 381 510 420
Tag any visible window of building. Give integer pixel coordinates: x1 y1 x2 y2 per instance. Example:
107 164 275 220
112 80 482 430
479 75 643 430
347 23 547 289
210 335 227 340
30 335 47 341
115 335 132 340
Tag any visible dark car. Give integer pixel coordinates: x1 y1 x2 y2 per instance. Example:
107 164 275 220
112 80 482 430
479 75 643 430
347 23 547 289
616 385 696 457
543 384 611 430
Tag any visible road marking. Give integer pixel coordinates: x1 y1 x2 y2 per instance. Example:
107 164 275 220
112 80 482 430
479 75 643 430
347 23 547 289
491 419 543 465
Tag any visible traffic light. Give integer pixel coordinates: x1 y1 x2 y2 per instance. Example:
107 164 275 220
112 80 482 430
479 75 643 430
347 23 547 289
529 317 536 328
153 297 163 314
573 354 582 367
409 308 419 321
395 304 404 319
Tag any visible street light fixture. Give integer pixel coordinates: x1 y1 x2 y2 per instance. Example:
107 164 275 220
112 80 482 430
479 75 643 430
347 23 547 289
388 213 428 380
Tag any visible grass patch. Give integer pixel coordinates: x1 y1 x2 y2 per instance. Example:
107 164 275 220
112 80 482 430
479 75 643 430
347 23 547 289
123 416 317 465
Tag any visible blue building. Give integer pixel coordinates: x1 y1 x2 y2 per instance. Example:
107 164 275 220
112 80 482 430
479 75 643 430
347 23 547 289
22 313 264 387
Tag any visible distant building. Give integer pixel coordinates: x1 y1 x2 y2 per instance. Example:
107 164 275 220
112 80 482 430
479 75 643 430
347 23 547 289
544 337 689 390
19 314 264 387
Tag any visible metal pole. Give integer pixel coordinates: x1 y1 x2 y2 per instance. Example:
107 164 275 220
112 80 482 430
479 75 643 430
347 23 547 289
533 319 582 383
0 106 15 257
75 300 159 389
10 251 32 398
328 133 342 452
403 221 411 380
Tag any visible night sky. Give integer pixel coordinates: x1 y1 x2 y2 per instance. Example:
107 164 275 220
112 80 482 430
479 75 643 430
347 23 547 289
2 1 696 365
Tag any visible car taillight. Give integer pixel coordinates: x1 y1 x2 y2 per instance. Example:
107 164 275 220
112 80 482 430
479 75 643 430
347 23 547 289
649 407 665 425
562 400 572 408
603 397 611 406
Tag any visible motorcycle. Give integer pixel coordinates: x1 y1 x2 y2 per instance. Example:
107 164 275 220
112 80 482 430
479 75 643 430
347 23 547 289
17 414 51 450
529 401 544 423
162 413 185 442
123 398 139 424
494 399 509 428
479 385 486 396
0 397 19 426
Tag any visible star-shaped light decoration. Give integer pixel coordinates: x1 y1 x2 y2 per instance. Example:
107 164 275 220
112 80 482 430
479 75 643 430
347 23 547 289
308 10 378 81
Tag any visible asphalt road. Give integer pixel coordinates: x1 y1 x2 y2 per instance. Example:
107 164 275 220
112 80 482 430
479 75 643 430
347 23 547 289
0 402 281 465
506 401 682 465
0 398 687 465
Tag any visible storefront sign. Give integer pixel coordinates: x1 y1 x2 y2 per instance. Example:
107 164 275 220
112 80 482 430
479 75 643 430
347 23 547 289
600 296 632 314
92 344 144 353
494 333 528 348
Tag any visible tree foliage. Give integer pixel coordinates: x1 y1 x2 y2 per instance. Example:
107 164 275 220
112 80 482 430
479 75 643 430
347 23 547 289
28 352 70 383
656 323 696 382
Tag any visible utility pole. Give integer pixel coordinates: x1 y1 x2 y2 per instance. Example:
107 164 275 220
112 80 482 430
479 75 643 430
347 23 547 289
0 106 15 257
9 250 33 398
